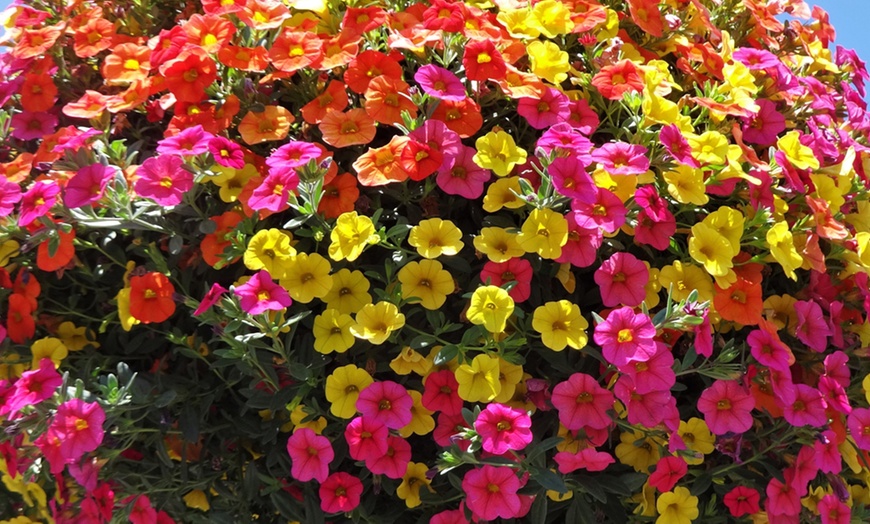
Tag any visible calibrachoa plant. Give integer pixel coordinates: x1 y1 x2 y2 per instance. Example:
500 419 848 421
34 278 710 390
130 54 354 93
2 0 870 522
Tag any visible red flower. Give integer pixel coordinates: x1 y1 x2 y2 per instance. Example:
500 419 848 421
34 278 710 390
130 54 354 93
129 272 176 324
723 485 760 517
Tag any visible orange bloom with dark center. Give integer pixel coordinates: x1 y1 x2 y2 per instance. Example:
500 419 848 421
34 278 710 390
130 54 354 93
497 65 546 99
12 25 62 59
364 76 418 126
73 17 116 58
353 136 411 187
319 173 360 219
20 74 58 113
238 106 293 145
319 108 376 148
182 14 235 54
106 79 152 114
1 153 34 183
302 81 349 125
590 60 644 101
217 45 270 72
269 31 324 73
102 43 152 85
431 98 483 138
713 276 763 326
344 50 403 94
161 49 218 104
129 272 176 324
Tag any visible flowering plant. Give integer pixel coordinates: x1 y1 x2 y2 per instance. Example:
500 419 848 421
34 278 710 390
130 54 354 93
1 0 870 523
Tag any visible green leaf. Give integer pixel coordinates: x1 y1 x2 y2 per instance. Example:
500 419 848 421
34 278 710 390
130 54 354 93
434 345 459 366
532 468 567 494
575 475 607 502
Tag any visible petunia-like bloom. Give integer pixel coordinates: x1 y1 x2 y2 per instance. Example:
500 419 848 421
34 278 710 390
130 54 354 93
365 435 411 480
10 110 57 141
350 302 405 345
64 164 115 209
571 188 627 234
614 375 676 429
656 486 699 524
193 283 228 316
479 258 532 303
516 208 568 259
554 448 615 473
696 380 755 435
532 300 589 351
723 485 761 517
593 307 657 368
129 272 176 324
794 299 831 352
51 398 106 462
454 353 502 403
594 252 649 308
548 156 596 203
473 130 527 177
741 99 785 147
208 136 245 169
765 477 800 518
462 39 506 82
398 259 454 310
286 428 333 482
344 415 389 461
590 142 650 176
747 322 794 372
5 358 62 417
623 341 675 393
266 140 322 173
355 380 413 430
421 369 463 416
781 383 828 427
461 465 522 522
474 403 532 454
551 373 614 430
659 124 701 167
414 64 466 101
328 211 376 262
517 87 571 129
19 180 60 226
436 144 491 199
0 178 22 218
157 125 214 156
134 155 193 206
319 472 363 514
247 170 298 213
234 270 292 315
647 456 688 493
467 286 514 333
324 364 373 419
818 494 850 524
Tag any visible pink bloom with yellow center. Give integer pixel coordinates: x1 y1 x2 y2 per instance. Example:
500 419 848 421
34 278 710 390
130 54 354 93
474 403 532 455
551 372 614 431
594 252 649 308
286 427 333 482
234 270 292 315
696 379 755 435
51 398 106 462
134 154 193 206
461 465 522 522
593 306 657 368
590 142 650 175
319 472 363 514
355 380 413 430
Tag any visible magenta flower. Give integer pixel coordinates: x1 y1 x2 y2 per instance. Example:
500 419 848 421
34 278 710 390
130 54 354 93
134 154 193 206
848 408 870 450
794 299 831 352
634 209 676 251
647 456 688 492
551 373 614 431
34 429 66 474
51 398 106 462
818 494 850 524
0 178 21 218
697 380 755 435
659 124 700 167
747 324 794 372
344 416 389 461
414 64 466 101
461 465 522 522
548 156 596 203
555 214 601 268
594 252 649 308
480 258 532 303
364 434 410 479
286 427 333 482
566 98 599 135
157 125 214 156
782 383 828 427
5 358 61 417
742 99 785 146
319 472 363 514
234 270 292 315
209 136 245 168
64 164 115 209
474 403 532 455
422 370 463 416
623 341 675 393
267 141 322 173
571 188 626 233
355 380 413 429
813 430 841 474
19 180 60 226
410 120 462 173
554 448 615 473
733 47 781 70
593 307 657 368
634 185 670 222
614 375 675 429
129 494 157 524
10 110 57 141
517 87 570 129
765 477 800 518
193 283 229 316
248 171 297 213
723 486 760 517
536 123 593 160
430 509 467 524
590 142 650 175
433 412 470 449
435 144 490 199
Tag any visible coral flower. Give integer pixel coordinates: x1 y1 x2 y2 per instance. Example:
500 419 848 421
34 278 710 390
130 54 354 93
364 76 417 126
591 60 644 100
422 369 463 416
593 307 657 368
286 428 333 483
161 49 217 103
474 403 532 454
461 465 522 522
129 272 176 324
269 30 323 72
344 50 403 94
319 472 363 514
431 97 484 138
134 154 193 206
301 81 349 125
319 108 377 148
479 258 532 303
696 380 755 435
356 380 413 429
234 270 292 315
238 106 293 145
353 135 411 186
594 252 650 308
551 373 614 430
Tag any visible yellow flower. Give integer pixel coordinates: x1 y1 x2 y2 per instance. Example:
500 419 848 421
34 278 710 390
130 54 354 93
467 285 514 333
689 222 735 278
632 482 658 517
396 462 433 508
483 177 525 212
398 259 454 310
244 228 296 277
527 39 570 84
496 8 540 39
659 260 714 303
656 486 699 524
0 352 26 380
528 0 574 37
328 211 378 262
766 222 803 281
183 490 210 512
454 353 501 403
763 294 798 333
398 390 435 437
516 208 568 259
30 338 68 369
473 227 524 263
0 239 19 267
390 347 432 376
288 404 327 434
492 357 524 404
56 321 99 351
279 252 333 303
208 164 257 203
686 130 729 165
663 165 708 205
703 207 744 252
777 130 820 170
312 309 355 354
350 301 405 345
532 300 589 351
615 429 662 473
473 130 527 178
116 287 140 332
675 417 715 465
408 218 464 259
323 268 372 314
324 364 373 418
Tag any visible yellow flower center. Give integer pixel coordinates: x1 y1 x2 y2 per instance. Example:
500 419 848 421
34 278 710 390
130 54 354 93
617 329 633 343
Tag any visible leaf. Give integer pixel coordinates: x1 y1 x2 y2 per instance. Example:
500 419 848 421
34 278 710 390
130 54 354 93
528 492 548 523
409 334 436 350
434 345 459 366
154 389 177 408
574 475 607 502
532 467 567 494
691 472 712 496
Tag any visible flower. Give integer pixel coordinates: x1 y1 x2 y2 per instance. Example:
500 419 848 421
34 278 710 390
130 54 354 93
593 307 657 368
350 302 405 345
723 486 761 517
422 369 463 416
516 208 568 260
467 285 514 333
325 365 373 419
238 106 292 145
134 155 193 206
479 258 532 303
655 486 699 524
454 353 501 403
244 228 296 277
323 269 372 314
319 472 363 514
461 465 522 521
344 416 389 461
366 435 411 480
5 358 61 416
551 373 614 430
51 398 106 462
356 381 413 430
473 130 527 177
129 272 176 324
398 259 454 310
279 253 333 304
234 270 292 315
408 218 464 259
328 211 377 262
193 283 228 316
396 462 433 508
208 137 245 169
474 403 532 454
436 144 491 199
647 456 688 493
286 428 333 483
473 227 524 263
532 300 588 351
64 164 115 209
696 380 755 435
312 309 354 354
594 252 650 308
462 39 506 82
19 181 60 226
414 64 466 101
590 142 650 176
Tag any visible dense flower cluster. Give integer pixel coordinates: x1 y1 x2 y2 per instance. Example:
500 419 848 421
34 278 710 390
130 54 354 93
1 0 870 522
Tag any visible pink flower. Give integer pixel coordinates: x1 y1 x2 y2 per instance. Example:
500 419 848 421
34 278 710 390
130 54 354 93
34 429 66 474
536 123 593 160
286 428 333 482
742 99 785 146
129 495 157 524
134 155 193 206
157 125 214 156
554 448 614 473
234 270 292 315
551 373 614 431
208 136 245 168
848 408 870 450
461 465 522 522
594 252 649 308
517 87 570 129
433 412 470 449
436 144 490 199
10 110 57 141
422 370 463 416
247 171 298 213
747 322 794 372
479 258 532 303
345 416 389 461
0 178 21 218
19 180 60 226
781 383 827 427
64 164 115 209
794 299 831 352
634 208 676 251
474 403 532 455
365 435 410 479
555 214 601 268
634 186 670 222
355 380 413 429
696 380 755 435
566 98 599 135
733 48 781 70
5 358 61 417
193 283 229 316
548 156 596 203
813 430 841 474
410 120 462 173
267 141 322 172
319 472 363 514
51 398 106 462
590 142 650 175
818 494 851 524
765 477 800 517
593 307 657 368
723 486 760 517
571 188 626 233
429 508 467 524
647 456 687 492
623 341 675 393
415 64 466 101
613 375 675 428
659 124 700 167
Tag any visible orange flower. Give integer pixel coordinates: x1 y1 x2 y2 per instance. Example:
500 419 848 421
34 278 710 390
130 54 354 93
12 25 62 59
341 6 388 39
73 17 116 58
626 0 664 37
238 106 293 145
37 228 76 273
161 49 218 103
201 210 244 267
106 79 152 113
353 135 411 187
12 270 41 312
713 276 763 326
344 50 403 94
20 74 58 113
7 293 36 344
269 30 324 72
364 76 418 126
217 45 270 72
182 14 235 54
63 90 110 119
102 43 152 85
301 81 349 125
129 272 176 324
497 65 547 99
431 97 483 138
319 173 359 219
1 153 34 184
318 34 360 70
238 0 290 30
590 60 645 101
319 108 376 148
